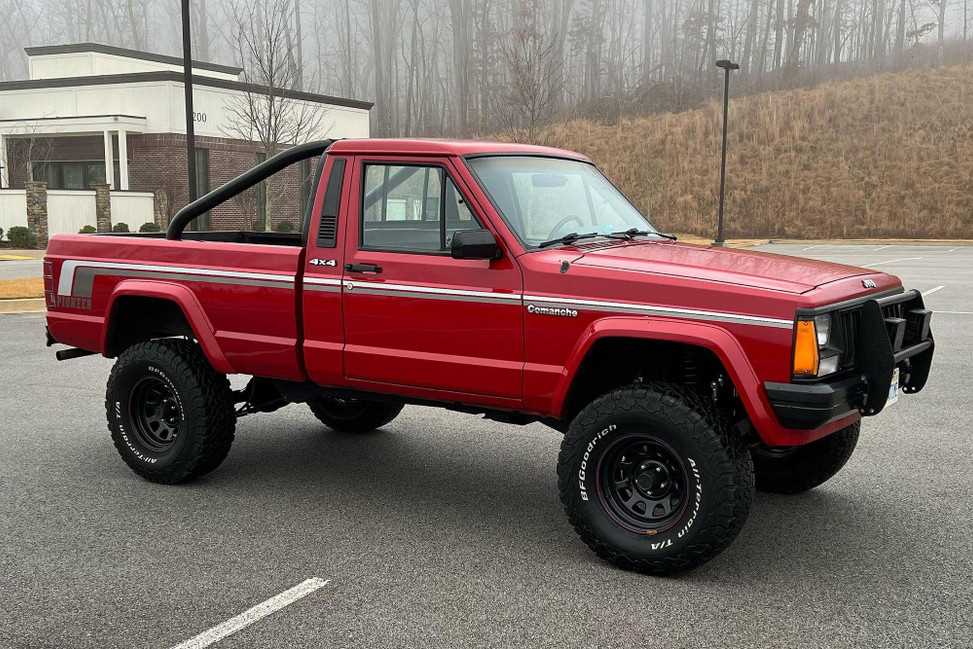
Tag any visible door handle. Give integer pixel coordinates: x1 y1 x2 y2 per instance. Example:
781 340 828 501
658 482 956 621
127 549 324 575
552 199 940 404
345 263 383 274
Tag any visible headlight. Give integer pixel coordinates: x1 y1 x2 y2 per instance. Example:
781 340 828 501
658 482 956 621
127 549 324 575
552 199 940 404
814 314 831 346
793 314 841 378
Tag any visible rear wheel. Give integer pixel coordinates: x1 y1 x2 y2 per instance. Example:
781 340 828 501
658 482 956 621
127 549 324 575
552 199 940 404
558 383 754 575
751 422 860 494
106 339 235 484
308 396 403 433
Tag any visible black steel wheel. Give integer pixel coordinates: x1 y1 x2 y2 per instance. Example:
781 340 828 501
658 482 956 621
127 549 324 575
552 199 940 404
128 376 182 453
308 396 403 433
597 435 689 534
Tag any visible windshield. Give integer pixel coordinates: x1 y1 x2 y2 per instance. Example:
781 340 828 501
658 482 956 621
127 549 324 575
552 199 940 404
467 156 657 248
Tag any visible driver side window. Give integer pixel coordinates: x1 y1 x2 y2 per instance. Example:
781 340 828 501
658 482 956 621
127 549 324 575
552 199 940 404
362 163 479 252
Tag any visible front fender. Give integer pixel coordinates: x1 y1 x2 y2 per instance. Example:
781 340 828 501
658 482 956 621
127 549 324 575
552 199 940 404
550 316 856 446
552 316 771 422
102 280 233 374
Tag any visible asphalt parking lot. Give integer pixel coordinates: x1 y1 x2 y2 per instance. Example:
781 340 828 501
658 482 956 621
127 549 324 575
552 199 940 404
1 243 971 649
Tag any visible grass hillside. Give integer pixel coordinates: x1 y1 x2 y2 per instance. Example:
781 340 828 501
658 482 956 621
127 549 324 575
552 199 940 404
520 64 973 239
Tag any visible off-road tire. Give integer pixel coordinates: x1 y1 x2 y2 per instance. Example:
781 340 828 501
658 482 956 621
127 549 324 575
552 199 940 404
106 339 236 484
558 383 754 575
308 397 403 433
751 422 860 494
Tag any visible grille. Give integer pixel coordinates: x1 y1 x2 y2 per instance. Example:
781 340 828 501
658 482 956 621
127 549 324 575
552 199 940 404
834 308 861 370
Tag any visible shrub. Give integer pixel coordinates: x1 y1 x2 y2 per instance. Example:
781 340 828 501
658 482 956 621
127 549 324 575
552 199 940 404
79 225 97 234
275 221 296 233
139 222 161 233
7 226 36 248
0 227 4 241
112 222 130 233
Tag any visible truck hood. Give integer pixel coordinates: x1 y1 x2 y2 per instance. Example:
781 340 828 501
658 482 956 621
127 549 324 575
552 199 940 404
571 241 869 294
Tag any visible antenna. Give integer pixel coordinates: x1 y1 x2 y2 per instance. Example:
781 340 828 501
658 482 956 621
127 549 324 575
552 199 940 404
714 59 739 247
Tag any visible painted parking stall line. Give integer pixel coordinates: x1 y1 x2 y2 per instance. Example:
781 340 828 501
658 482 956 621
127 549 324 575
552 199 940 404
169 578 330 649
922 285 944 297
862 257 922 268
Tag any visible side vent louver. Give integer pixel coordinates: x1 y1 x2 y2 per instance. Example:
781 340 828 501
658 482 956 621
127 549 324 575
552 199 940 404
317 158 346 248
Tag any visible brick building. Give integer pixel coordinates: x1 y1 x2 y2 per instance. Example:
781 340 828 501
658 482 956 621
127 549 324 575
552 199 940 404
0 43 371 235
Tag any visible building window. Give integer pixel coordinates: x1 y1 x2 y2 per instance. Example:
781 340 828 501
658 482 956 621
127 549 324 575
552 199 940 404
191 148 211 230
31 161 120 190
300 157 316 220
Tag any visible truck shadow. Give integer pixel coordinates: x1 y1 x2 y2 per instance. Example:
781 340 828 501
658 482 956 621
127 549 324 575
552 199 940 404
186 409 920 582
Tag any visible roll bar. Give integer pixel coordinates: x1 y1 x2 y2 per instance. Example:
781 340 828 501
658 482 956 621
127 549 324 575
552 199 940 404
166 139 336 240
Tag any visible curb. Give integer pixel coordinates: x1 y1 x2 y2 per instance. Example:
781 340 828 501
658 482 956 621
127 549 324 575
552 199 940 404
0 298 46 314
766 239 973 246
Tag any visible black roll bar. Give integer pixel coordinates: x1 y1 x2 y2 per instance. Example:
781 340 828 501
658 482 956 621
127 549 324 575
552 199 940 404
166 139 336 240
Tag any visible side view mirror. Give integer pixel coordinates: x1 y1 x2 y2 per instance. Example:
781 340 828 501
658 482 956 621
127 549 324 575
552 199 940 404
450 229 501 260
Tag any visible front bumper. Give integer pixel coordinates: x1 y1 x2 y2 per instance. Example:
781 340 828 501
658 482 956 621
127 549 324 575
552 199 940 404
765 289 934 431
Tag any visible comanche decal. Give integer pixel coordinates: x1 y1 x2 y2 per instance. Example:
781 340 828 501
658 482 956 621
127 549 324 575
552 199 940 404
527 303 578 318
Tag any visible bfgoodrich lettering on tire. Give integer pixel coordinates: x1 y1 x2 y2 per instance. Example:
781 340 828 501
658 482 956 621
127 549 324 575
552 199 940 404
105 339 236 484
557 383 754 575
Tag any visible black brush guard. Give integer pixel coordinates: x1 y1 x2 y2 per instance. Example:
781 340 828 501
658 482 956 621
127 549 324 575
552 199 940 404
857 289 934 415
766 289 934 430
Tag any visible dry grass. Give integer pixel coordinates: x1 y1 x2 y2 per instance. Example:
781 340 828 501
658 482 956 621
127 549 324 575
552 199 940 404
0 278 44 299
502 64 973 238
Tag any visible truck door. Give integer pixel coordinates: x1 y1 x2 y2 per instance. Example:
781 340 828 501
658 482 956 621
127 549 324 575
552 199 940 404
302 154 350 387
340 155 524 404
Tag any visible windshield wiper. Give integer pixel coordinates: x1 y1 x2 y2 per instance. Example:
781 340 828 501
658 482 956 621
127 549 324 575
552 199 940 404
537 231 627 248
612 228 678 241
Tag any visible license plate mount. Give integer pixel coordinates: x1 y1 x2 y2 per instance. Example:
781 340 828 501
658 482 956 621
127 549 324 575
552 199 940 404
886 367 900 407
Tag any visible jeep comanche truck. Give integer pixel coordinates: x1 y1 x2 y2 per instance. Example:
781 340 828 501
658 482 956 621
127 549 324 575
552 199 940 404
43 139 935 574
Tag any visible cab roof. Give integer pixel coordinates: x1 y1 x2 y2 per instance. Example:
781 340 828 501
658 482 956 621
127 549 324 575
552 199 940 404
328 138 590 162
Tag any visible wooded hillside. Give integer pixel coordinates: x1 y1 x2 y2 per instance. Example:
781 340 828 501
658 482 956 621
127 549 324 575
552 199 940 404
518 62 973 238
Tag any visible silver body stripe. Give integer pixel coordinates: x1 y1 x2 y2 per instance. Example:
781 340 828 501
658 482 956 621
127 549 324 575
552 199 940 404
305 277 343 286
343 280 521 301
524 294 793 328
55 260 791 329
58 260 294 296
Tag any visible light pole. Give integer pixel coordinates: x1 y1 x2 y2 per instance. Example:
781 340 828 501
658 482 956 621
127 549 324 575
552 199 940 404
714 59 739 247
181 0 198 202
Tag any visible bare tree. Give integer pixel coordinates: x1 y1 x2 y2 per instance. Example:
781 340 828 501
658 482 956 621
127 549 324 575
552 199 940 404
496 0 564 141
223 0 327 231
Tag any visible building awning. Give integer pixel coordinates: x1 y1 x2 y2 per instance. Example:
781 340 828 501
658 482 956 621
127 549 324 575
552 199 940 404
0 114 146 136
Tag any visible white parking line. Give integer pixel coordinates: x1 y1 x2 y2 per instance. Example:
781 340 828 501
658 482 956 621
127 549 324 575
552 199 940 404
862 257 922 267
923 285 944 297
170 578 330 649
874 245 893 251
937 310 973 315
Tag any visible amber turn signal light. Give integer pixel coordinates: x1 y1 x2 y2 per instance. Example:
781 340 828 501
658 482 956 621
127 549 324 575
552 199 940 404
793 320 820 376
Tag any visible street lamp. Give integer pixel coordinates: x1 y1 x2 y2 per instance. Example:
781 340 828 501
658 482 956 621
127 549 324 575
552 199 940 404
181 0 198 202
714 59 739 247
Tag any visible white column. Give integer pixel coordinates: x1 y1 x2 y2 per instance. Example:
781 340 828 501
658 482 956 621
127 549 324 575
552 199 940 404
0 133 8 189
103 130 115 190
117 129 129 191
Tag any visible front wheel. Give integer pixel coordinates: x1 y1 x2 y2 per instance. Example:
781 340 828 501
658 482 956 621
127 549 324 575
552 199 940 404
751 422 860 494
557 384 754 575
308 396 403 433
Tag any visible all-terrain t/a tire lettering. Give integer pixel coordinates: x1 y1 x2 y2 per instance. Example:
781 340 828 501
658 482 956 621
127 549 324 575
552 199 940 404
558 383 754 575
105 339 236 484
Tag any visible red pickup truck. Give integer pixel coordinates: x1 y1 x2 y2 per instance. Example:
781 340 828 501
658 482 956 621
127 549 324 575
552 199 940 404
44 138 934 574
